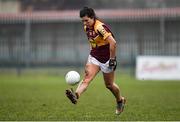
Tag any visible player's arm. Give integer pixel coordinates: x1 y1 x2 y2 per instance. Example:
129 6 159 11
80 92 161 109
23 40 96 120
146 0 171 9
106 35 117 70
96 24 116 57
105 35 116 59
96 24 116 58
97 24 117 70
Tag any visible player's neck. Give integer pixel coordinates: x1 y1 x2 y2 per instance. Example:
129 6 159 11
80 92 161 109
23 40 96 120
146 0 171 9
89 19 96 29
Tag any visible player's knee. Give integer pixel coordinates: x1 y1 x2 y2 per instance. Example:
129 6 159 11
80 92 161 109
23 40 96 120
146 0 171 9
81 80 90 86
83 76 93 85
82 75 93 86
106 83 113 90
84 70 94 82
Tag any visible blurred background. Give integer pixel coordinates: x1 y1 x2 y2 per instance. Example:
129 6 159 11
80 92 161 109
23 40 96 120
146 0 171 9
0 0 180 77
0 0 180 121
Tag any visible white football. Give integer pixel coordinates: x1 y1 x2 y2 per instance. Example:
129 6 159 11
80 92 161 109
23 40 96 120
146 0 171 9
65 71 80 85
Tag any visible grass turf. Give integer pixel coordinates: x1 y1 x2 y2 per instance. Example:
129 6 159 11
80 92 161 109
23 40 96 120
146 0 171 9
0 70 180 121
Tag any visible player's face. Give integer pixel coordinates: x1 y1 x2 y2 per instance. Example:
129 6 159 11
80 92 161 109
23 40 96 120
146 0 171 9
81 16 94 28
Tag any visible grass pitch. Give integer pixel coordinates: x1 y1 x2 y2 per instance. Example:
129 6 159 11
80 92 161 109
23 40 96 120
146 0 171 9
0 69 180 121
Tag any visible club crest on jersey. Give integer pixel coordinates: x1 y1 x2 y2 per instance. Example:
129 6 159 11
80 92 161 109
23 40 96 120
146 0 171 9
88 31 96 38
89 38 97 48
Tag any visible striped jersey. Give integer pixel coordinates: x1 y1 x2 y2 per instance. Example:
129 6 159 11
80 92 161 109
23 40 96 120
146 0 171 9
84 19 114 63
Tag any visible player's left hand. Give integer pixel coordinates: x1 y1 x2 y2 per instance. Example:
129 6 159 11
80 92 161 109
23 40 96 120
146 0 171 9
109 57 117 71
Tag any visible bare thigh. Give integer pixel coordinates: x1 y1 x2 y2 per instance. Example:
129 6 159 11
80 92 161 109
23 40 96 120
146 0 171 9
83 63 100 83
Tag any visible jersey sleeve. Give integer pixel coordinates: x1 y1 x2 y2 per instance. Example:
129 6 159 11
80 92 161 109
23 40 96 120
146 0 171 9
96 24 112 40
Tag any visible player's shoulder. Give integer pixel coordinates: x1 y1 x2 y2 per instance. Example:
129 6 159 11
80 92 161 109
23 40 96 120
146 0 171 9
94 19 104 32
94 19 111 34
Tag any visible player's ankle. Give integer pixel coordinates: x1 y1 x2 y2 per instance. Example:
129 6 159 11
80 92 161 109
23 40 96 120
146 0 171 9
117 97 124 103
75 92 79 99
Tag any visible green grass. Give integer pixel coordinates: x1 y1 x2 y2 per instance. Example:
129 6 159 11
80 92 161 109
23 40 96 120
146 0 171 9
0 70 180 121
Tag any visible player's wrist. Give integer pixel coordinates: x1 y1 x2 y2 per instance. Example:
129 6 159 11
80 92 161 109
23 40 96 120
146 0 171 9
109 57 117 71
109 57 117 65
110 56 116 60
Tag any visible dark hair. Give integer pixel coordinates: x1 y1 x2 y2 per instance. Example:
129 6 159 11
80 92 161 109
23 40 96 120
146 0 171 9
79 7 96 19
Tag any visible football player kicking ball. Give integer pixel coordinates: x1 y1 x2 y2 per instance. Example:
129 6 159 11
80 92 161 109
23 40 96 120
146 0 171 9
66 7 126 115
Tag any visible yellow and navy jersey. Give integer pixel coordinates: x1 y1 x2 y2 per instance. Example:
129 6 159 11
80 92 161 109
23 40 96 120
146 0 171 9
84 19 114 63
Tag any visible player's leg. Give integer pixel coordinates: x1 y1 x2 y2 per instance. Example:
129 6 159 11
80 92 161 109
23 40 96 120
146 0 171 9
75 63 100 98
66 63 100 104
103 71 126 114
103 71 121 102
